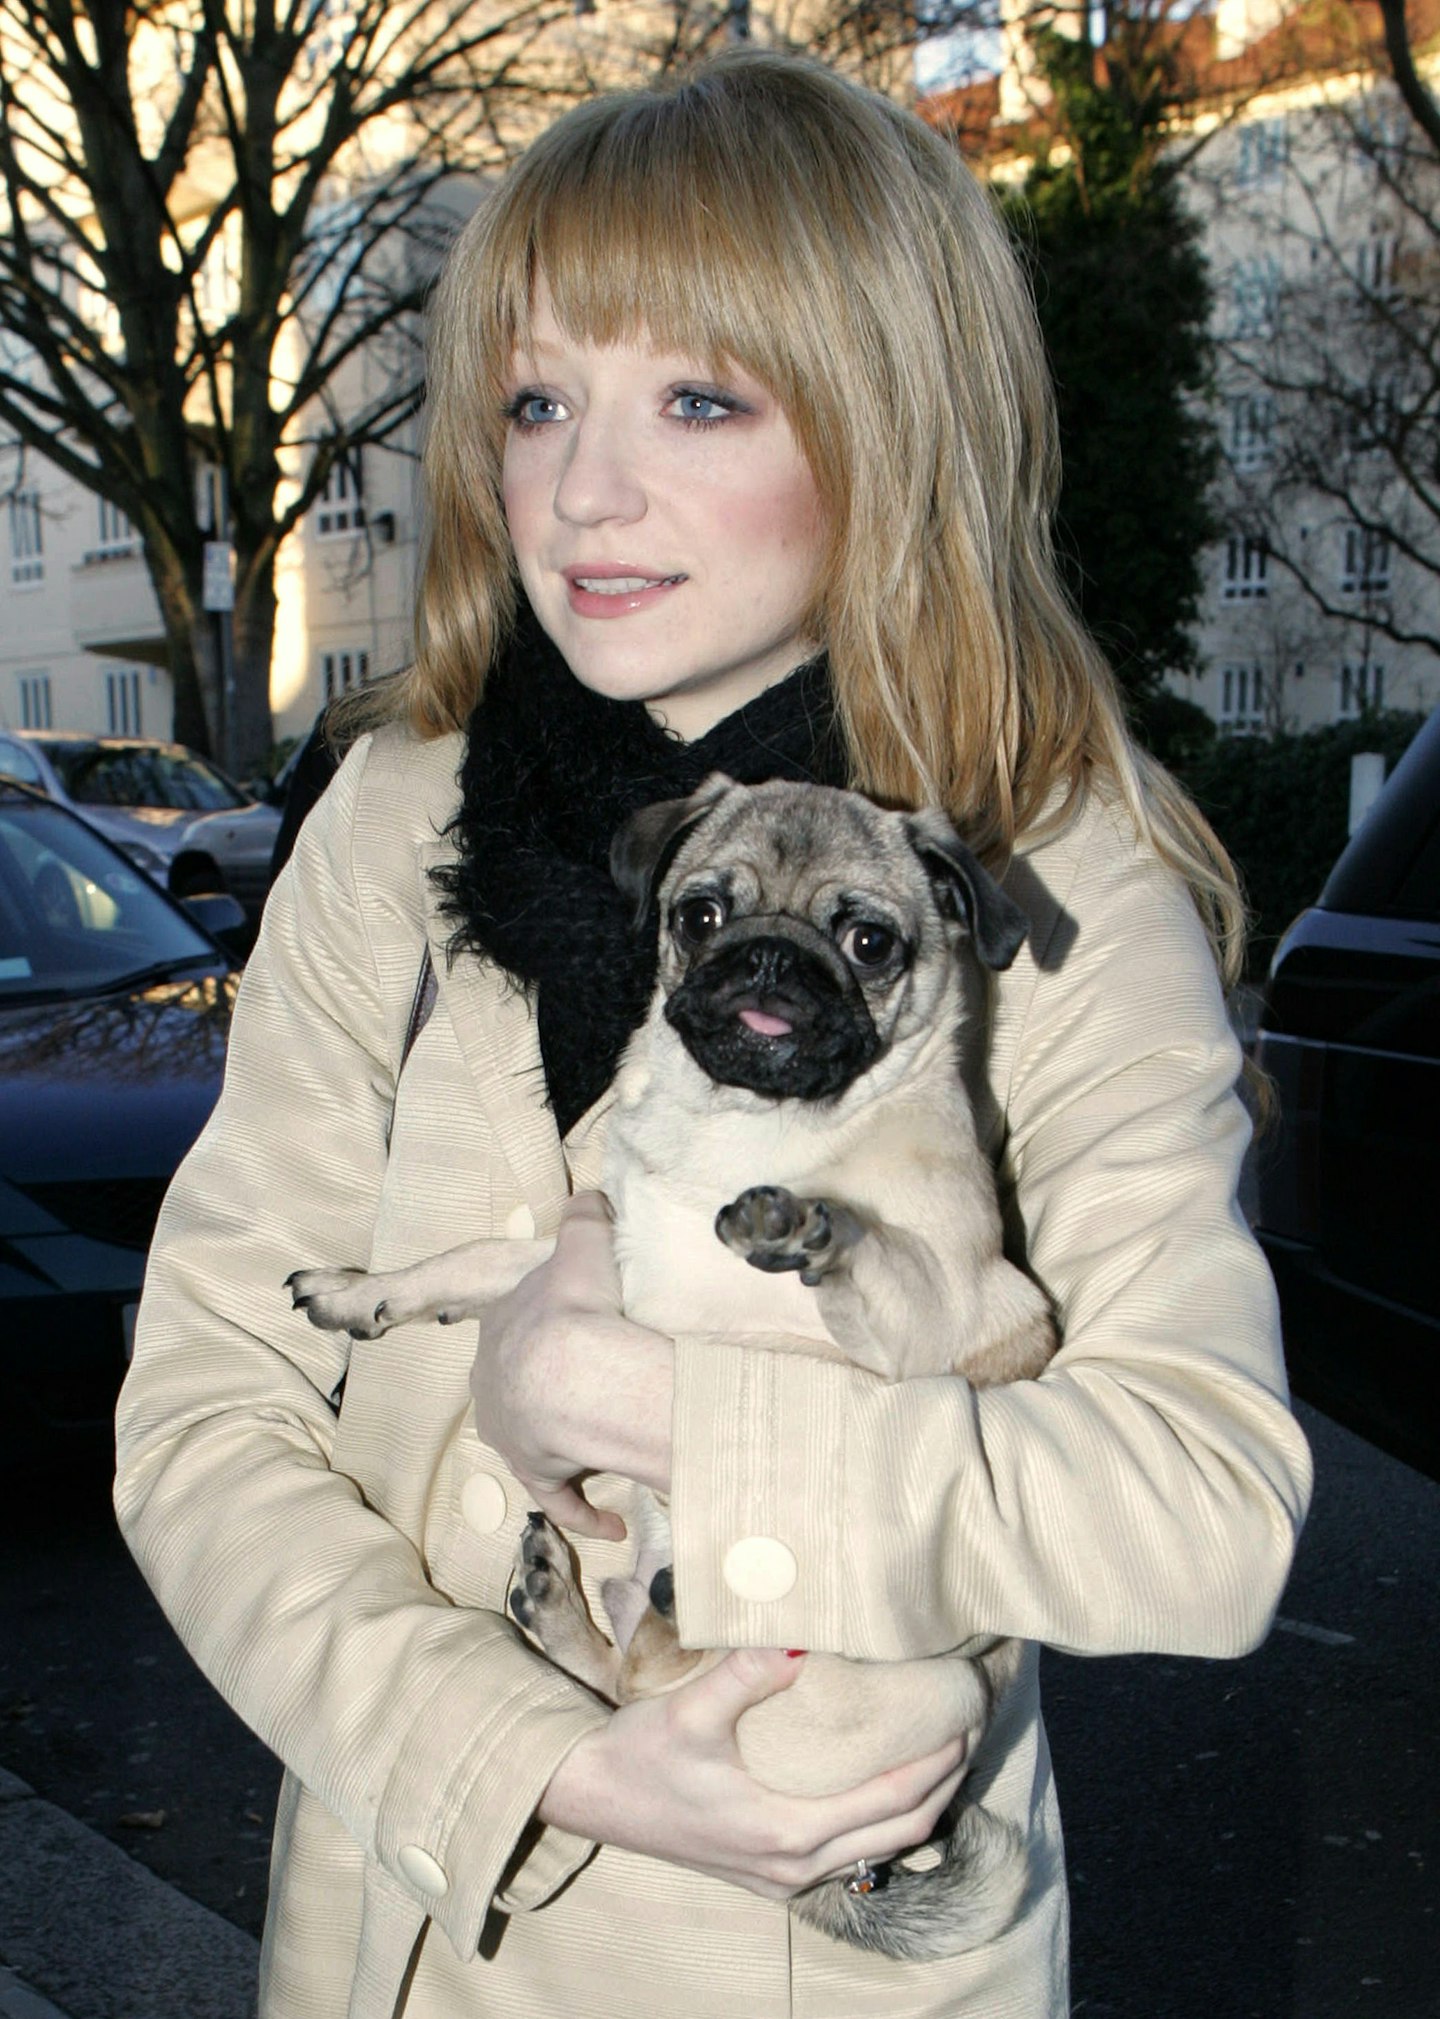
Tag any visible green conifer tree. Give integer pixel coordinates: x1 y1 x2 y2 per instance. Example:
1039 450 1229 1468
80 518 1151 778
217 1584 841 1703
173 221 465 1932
1000 19 1218 726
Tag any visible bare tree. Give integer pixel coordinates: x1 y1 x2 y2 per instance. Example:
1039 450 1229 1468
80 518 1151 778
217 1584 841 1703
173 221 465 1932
0 0 587 770
1207 0 1440 671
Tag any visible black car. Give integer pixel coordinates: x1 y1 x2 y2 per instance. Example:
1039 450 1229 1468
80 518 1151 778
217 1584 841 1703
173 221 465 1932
1253 705 1440 1481
0 783 243 1451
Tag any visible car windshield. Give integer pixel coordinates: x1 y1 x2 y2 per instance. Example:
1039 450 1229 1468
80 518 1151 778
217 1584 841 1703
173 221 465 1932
41 742 248 812
0 795 221 1002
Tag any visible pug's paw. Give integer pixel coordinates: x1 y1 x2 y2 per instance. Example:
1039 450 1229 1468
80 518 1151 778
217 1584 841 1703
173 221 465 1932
715 1186 864 1286
509 1514 616 1680
285 1267 395 1339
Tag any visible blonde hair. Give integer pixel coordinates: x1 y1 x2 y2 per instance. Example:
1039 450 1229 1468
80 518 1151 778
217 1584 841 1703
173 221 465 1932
382 48 1243 983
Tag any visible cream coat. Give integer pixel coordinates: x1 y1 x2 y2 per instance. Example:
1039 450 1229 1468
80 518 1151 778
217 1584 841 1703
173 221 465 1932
114 725 1313 2019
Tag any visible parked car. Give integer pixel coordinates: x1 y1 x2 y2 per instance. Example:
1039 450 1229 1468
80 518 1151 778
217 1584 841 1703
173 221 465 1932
0 730 281 920
0 782 243 1450
1253 704 1440 1481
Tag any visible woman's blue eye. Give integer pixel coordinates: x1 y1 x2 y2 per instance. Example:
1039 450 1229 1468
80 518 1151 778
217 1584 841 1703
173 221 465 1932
507 392 564 427
668 390 737 425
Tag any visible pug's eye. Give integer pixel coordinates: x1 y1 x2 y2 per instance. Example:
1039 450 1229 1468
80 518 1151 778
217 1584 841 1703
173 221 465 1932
841 921 898 970
673 893 728 948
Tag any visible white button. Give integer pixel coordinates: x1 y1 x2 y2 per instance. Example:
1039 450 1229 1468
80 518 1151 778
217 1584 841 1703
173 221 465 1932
398 1844 449 1897
504 1204 536 1239
722 1536 798 1603
460 1472 508 1534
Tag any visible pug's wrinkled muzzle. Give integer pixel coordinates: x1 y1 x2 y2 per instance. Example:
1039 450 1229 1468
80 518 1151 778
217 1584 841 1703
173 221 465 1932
664 925 881 1100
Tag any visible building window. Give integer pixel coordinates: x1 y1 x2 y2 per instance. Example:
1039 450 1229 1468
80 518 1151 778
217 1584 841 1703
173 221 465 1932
1354 229 1400 301
320 647 370 700
1338 662 1385 718
1222 535 1269 600
18 671 52 729
95 497 140 557
1220 665 1268 734
315 456 364 538
1340 527 1391 597
1227 394 1275 472
195 226 239 329
1230 258 1281 340
9 489 43 586
106 666 143 735
1235 117 1287 189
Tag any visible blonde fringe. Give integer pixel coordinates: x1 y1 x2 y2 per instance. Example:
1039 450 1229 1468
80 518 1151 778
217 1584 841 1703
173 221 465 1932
345 48 1247 993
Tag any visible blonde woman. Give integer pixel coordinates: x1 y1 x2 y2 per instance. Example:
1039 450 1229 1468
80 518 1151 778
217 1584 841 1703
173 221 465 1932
115 49 1312 2019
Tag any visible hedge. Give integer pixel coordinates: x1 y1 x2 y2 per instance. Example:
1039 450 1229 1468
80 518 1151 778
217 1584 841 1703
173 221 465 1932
1163 710 1429 977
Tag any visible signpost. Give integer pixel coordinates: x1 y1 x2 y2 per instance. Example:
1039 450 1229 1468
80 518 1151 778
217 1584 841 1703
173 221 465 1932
203 536 236 769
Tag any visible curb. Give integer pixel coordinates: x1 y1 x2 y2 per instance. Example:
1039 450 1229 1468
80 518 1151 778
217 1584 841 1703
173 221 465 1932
0 1769 259 2019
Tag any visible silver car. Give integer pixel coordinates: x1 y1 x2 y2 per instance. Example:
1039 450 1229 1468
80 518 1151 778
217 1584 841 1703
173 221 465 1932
0 731 280 921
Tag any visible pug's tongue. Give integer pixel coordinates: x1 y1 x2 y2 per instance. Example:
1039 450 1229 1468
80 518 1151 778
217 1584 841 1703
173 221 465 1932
739 1008 794 1037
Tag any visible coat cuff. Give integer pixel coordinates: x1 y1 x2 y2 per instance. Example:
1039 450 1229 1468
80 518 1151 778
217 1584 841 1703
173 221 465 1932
372 1641 609 1956
669 1332 855 1655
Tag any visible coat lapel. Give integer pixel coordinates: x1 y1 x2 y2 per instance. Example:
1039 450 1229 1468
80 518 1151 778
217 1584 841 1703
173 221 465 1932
418 835 573 1234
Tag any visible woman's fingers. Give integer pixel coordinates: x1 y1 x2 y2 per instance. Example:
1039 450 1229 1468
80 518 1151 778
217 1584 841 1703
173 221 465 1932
670 1646 806 1739
551 1191 624 1306
750 1733 970 1895
522 1474 626 1543
816 1731 969 1840
802 1758 971 1888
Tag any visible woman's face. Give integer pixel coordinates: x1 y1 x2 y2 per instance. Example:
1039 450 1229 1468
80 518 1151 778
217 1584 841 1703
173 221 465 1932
501 286 826 740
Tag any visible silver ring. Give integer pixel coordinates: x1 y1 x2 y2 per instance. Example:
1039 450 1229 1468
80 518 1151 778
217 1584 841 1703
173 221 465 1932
845 1857 879 1897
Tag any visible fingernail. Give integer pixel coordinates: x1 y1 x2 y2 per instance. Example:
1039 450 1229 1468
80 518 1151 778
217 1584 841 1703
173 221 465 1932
785 1648 807 1659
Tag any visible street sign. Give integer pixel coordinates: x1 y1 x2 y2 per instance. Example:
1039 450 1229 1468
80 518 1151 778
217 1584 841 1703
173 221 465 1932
202 540 235 612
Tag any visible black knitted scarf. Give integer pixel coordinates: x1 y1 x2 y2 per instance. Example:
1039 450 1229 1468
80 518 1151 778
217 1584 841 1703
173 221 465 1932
432 607 848 1137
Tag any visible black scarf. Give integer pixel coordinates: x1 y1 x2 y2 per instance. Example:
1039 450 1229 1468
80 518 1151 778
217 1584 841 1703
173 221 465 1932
433 607 848 1136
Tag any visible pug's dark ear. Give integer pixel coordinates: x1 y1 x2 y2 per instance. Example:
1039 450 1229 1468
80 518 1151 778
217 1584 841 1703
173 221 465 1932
610 774 735 930
906 812 1031 971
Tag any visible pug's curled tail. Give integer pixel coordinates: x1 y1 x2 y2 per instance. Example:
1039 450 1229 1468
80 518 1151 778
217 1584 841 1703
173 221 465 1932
791 1803 1031 1962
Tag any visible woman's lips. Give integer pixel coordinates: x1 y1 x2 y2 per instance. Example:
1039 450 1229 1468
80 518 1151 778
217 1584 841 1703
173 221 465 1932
562 565 686 619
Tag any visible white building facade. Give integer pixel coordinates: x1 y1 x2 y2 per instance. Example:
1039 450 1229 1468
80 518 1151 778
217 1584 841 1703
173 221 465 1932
1182 4 1440 733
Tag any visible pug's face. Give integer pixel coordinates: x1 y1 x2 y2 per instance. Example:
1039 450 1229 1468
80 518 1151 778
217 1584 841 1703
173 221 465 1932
612 778 1029 1105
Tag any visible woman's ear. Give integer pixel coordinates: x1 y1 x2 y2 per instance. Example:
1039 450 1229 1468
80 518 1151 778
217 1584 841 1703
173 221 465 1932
905 810 1031 972
610 773 735 929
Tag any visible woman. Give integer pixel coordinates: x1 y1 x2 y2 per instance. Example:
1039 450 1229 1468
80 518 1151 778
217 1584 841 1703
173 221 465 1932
115 48 1312 2019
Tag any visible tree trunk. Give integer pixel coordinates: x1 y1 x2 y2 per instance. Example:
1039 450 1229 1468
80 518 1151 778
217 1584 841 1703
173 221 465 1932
231 555 277 778
148 546 217 755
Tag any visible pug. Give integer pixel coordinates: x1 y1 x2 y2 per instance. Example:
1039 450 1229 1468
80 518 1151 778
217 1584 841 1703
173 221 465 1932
289 775 1057 1961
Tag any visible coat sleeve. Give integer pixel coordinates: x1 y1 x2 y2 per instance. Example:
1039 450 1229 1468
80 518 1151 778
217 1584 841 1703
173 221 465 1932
113 735 608 1962
667 801 1313 1663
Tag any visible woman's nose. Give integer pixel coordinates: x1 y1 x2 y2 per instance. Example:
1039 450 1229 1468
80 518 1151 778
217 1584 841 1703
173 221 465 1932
552 413 647 527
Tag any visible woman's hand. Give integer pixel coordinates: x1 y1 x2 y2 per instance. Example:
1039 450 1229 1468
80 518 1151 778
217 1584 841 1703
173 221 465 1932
536 1647 969 1897
470 1192 673 1540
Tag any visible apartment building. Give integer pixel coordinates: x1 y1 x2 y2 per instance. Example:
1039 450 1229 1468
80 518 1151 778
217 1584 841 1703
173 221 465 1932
0 423 420 754
925 0 1440 736
1186 1 1440 733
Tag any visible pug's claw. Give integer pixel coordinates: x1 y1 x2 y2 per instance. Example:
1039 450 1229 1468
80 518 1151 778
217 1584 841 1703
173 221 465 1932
285 1266 395 1337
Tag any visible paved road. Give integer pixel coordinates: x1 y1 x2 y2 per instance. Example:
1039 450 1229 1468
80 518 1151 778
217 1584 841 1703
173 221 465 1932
1 1399 1435 2018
